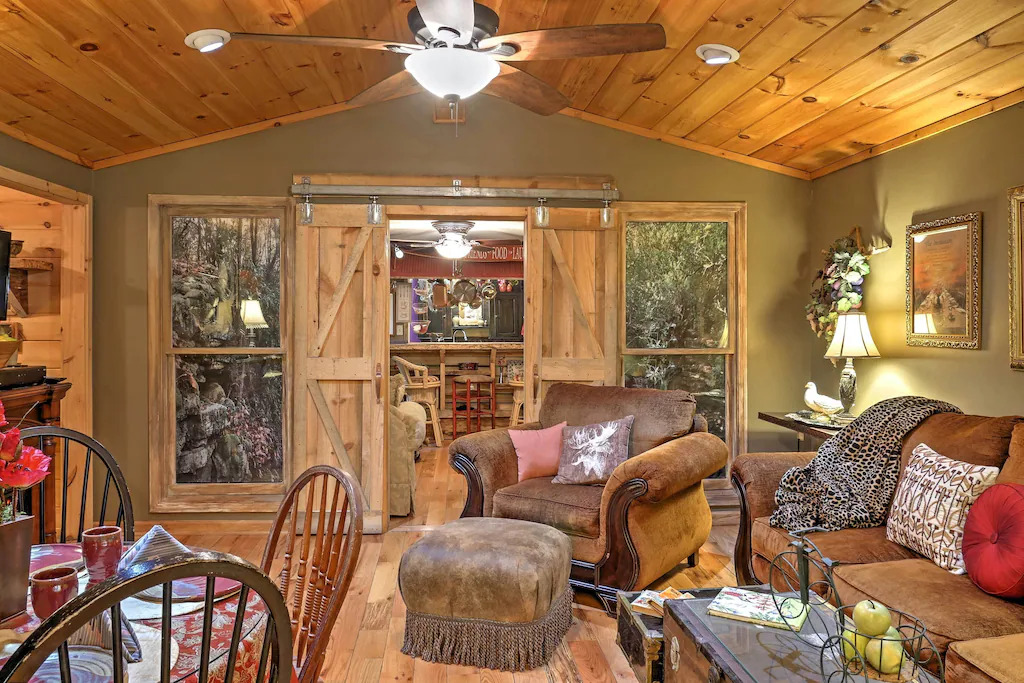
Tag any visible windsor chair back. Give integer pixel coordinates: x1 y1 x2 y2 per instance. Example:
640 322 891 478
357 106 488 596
261 465 364 683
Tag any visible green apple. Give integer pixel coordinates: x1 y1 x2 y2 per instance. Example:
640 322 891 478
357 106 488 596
840 628 869 661
865 634 905 675
852 600 892 636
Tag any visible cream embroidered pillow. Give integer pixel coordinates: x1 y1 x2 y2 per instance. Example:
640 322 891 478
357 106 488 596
887 443 999 573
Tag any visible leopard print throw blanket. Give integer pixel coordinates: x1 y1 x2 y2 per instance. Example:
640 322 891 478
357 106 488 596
771 396 962 532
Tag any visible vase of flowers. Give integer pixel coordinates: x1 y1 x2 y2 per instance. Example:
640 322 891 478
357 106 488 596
0 401 52 623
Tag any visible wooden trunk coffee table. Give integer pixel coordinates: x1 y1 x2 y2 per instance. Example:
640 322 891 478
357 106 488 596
663 587 940 682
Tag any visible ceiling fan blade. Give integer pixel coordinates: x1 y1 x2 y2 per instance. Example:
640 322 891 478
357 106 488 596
231 32 422 53
478 23 666 62
482 63 569 116
417 0 476 46
348 70 422 107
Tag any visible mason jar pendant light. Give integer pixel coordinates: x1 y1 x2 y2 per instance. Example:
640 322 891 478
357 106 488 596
367 196 384 226
534 198 549 228
600 200 614 228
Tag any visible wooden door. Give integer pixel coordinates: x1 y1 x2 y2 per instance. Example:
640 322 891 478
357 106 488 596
525 208 619 420
295 204 388 534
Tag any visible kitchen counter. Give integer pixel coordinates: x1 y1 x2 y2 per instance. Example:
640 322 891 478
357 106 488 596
391 342 524 351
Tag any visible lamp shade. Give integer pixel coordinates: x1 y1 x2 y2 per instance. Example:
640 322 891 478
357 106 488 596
824 312 880 359
239 299 268 328
405 47 499 99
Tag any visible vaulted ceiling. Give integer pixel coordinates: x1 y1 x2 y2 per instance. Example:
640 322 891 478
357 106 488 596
1 0 1022 178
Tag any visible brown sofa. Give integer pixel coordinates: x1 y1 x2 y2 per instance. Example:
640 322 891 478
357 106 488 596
449 383 728 606
733 413 1024 681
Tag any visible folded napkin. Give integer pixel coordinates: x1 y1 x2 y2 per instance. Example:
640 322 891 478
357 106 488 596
69 609 143 663
118 525 192 573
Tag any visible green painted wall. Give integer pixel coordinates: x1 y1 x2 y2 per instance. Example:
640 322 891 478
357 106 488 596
808 102 1024 417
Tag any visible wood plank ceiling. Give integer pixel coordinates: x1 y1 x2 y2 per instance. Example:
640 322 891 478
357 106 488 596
0 0 1022 178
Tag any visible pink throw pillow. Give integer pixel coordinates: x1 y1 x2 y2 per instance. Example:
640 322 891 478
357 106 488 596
510 422 567 482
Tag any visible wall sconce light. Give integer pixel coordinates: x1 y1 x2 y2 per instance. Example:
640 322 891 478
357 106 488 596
534 198 549 228
367 196 384 226
300 194 314 225
600 200 614 228
394 246 405 259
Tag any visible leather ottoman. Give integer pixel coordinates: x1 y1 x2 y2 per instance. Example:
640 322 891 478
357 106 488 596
399 517 573 671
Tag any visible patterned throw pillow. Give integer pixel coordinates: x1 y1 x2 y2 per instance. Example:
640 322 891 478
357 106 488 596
887 443 999 573
552 415 634 486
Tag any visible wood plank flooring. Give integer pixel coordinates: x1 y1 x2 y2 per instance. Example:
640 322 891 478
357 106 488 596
177 445 738 682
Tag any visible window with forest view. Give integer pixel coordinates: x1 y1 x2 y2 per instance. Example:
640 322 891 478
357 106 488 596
623 220 736 471
170 215 284 485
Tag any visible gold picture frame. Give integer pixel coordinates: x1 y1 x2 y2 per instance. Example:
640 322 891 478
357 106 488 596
906 212 981 348
1011 186 1024 369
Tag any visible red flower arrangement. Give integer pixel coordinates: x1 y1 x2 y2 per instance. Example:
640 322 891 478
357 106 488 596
0 400 52 523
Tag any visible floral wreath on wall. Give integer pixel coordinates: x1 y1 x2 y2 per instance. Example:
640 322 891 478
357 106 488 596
806 235 871 344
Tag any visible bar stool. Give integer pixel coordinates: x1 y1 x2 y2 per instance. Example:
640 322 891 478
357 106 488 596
508 379 525 427
451 374 496 438
392 356 444 447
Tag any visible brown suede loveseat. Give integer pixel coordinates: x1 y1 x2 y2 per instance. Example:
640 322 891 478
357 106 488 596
733 413 1024 682
449 383 728 607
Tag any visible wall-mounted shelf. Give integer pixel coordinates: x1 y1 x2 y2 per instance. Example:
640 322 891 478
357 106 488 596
9 257 54 316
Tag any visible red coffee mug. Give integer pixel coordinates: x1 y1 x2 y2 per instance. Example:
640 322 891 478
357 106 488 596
30 566 79 620
82 525 123 586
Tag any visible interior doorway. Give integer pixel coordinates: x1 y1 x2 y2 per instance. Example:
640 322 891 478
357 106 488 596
388 211 526 442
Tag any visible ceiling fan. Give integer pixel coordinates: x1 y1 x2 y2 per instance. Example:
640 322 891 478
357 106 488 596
397 220 494 259
185 0 666 116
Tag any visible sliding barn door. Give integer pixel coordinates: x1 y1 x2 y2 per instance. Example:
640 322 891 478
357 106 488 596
295 205 388 533
525 207 619 420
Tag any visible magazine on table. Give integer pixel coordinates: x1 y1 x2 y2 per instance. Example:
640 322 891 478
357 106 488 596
706 587 809 630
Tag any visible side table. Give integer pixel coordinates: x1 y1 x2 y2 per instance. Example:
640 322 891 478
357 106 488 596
758 412 840 452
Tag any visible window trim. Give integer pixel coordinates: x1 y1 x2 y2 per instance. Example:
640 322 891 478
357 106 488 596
147 195 293 513
616 202 747 479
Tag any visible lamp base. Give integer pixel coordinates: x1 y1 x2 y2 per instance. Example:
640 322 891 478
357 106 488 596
839 358 857 414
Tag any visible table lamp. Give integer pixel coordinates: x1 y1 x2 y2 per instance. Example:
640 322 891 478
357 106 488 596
239 299 268 347
824 311 880 415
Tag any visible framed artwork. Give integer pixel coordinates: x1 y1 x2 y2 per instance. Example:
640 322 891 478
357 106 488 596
906 212 981 348
1011 186 1024 369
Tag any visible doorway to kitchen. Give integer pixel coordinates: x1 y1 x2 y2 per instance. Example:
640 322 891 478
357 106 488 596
388 210 526 443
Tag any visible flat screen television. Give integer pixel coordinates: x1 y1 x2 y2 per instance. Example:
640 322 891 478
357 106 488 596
0 230 10 320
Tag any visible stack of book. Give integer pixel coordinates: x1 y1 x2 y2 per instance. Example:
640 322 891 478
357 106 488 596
629 587 691 617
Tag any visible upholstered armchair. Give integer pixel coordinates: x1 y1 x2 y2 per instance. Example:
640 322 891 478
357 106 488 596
449 383 728 606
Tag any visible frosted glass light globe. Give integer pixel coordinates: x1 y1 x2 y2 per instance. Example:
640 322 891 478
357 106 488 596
434 235 473 259
405 47 500 100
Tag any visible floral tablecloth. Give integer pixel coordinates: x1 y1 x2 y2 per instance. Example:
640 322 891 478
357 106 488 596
0 544 272 683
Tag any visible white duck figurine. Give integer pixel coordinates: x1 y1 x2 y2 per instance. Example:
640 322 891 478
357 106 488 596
803 382 844 415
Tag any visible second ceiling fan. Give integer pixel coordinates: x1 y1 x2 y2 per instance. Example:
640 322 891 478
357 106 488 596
186 0 666 116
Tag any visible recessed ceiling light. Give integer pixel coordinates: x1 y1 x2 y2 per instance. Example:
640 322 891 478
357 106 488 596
696 43 740 66
185 29 231 53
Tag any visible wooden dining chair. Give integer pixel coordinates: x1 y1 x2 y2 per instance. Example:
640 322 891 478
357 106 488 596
19 426 135 545
0 552 293 683
261 465 364 683
392 355 444 446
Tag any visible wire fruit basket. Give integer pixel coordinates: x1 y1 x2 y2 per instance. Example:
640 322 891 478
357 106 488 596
768 529 943 682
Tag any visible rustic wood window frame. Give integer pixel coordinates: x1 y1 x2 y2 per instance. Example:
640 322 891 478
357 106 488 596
147 195 293 513
616 202 748 480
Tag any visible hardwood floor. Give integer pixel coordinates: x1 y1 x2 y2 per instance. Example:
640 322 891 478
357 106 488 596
177 445 739 682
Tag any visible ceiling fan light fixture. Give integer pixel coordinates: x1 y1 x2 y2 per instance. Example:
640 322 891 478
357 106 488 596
434 234 473 259
696 43 739 66
405 46 499 100
185 29 231 53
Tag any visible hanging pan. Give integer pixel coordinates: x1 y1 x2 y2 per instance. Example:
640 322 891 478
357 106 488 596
451 279 478 304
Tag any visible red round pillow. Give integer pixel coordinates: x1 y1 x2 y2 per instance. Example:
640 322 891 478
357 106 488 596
963 483 1024 598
